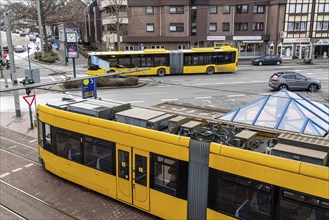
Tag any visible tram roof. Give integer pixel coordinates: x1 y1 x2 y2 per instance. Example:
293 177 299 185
219 90 329 137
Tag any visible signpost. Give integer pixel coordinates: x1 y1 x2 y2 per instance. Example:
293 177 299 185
82 78 97 99
23 95 36 129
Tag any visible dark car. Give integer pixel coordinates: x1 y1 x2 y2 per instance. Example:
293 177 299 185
268 72 321 92
252 55 282 66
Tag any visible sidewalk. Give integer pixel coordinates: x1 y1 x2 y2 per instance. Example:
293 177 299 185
238 57 329 65
0 111 37 138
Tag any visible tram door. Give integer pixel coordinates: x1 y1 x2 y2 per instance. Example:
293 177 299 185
133 149 149 211
116 145 132 204
116 145 150 211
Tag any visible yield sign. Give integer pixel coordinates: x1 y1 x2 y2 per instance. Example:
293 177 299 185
23 95 36 106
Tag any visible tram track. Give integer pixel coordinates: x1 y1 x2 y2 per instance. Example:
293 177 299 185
1 204 27 220
1 180 80 220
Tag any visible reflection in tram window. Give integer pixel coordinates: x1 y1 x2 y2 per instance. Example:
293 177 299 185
119 150 129 180
84 136 116 175
135 154 147 186
55 128 81 163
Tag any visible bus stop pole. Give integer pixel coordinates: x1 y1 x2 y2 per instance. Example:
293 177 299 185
29 105 34 129
73 58 76 78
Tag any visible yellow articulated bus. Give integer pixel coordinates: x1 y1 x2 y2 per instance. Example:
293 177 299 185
37 99 328 220
87 46 238 77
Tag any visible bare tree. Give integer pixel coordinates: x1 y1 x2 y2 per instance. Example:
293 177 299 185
105 0 128 50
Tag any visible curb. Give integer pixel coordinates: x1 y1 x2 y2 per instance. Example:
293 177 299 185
63 81 148 92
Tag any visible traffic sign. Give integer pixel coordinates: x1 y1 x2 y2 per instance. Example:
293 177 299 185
23 95 36 106
82 78 97 99
3 51 7 59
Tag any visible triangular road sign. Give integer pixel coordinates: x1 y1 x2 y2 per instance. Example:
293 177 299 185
23 95 36 107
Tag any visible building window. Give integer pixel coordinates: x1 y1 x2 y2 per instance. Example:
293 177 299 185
170 23 184 32
209 6 217 14
177 45 186 50
209 23 217 32
288 22 307 31
316 21 329 30
125 46 134 51
235 23 248 31
253 5 265 14
318 3 329 13
223 5 230 14
151 45 165 49
222 23 230 31
146 23 154 32
236 5 248 14
253 22 264 31
170 6 184 14
289 4 308 13
146 6 154 15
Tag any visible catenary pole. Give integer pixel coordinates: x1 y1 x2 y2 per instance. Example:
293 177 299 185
4 11 21 117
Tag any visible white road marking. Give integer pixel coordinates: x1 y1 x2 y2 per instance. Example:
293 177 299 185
29 139 37 143
195 96 212 99
0 137 37 151
24 163 34 168
137 92 167 95
161 99 179 102
49 76 56 81
9 145 18 149
128 100 145 103
158 85 171 88
12 168 23 172
0 173 10 178
60 75 67 80
227 94 246 97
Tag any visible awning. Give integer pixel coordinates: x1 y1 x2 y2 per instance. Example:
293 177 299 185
315 39 329 45
242 40 264 43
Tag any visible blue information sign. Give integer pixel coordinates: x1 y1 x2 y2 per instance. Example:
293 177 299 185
82 78 97 99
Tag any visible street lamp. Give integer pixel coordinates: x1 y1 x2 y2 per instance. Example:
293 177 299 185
27 46 31 70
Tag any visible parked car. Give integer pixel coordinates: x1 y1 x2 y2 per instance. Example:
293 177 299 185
268 72 321 92
252 55 282 66
14 45 27 53
29 34 36 42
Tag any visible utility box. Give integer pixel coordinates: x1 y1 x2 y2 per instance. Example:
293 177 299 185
168 116 190 133
234 130 257 149
180 121 202 133
272 143 328 166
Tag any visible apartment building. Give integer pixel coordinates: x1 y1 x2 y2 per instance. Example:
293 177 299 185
123 0 286 58
85 0 128 50
280 0 329 59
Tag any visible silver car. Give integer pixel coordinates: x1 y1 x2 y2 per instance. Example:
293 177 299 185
14 45 27 53
269 72 321 92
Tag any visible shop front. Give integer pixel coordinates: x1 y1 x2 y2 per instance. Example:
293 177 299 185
280 38 312 59
314 39 329 59
206 36 228 47
233 36 265 58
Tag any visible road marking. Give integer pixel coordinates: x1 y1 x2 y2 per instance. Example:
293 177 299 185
158 85 171 88
49 76 56 81
128 100 145 103
60 75 67 80
138 92 167 95
0 137 37 151
29 139 37 143
12 168 23 173
195 96 212 99
227 94 246 97
24 163 34 168
161 99 179 102
9 145 18 149
0 173 10 178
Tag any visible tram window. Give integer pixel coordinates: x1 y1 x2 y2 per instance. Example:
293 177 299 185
154 155 178 195
118 150 129 180
208 169 271 219
135 154 147 186
55 128 81 163
38 120 44 148
279 190 329 220
84 136 115 175
43 123 54 153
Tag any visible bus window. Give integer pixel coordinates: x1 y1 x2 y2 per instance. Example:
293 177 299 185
84 136 116 175
154 55 169 66
131 55 141 67
118 56 131 68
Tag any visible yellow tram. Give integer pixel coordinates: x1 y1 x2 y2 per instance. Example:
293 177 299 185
37 99 329 219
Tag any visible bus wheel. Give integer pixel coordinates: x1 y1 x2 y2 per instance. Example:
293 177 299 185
206 67 215 75
157 68 166 76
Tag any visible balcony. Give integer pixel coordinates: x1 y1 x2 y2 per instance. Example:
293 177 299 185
101 0 127 9
102 13 128 25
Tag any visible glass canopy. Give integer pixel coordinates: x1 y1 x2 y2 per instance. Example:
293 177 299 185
219 90 329 137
